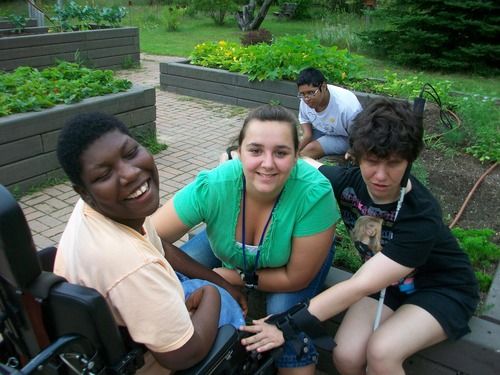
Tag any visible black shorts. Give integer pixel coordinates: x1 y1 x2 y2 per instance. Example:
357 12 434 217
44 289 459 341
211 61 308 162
369 285 478 340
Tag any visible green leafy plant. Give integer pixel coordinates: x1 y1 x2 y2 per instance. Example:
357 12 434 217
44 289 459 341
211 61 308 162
0 62 132 117
51 1 127 31
333 221 362 273
161 6 187 32
452 228 500 293
135 130 168 155
190 35 359 83
348 72 499 162
121 55 140 69
7 13 26 34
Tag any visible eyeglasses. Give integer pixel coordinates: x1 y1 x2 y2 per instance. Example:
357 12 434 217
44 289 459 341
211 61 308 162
297 88 320 100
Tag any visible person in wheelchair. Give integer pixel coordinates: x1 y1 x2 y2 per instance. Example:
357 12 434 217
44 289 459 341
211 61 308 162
54 112 246 374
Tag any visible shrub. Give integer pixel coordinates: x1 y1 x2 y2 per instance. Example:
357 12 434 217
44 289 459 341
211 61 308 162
360 0 500 73
240 28 273 46
161 6 187 31
190 35 359 83
192 0 238 25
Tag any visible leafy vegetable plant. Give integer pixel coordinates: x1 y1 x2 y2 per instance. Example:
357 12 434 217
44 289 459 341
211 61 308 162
52 1 127 31
190 35 359 83
0 62 131 117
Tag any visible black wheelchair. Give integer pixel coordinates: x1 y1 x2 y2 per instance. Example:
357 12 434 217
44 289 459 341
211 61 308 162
0 185 276 375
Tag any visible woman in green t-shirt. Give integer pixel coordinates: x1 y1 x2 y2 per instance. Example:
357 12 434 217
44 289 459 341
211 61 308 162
153 104 339 375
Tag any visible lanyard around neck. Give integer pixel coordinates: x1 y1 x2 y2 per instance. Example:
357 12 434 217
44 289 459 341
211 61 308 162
241 177 282 274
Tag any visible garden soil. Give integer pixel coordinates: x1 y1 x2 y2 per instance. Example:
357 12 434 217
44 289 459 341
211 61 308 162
419 105 499 244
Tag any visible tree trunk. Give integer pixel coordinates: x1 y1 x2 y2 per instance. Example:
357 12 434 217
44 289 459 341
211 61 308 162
235 0 274 31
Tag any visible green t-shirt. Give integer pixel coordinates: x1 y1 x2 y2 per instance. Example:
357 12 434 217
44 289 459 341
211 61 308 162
173 159 339 270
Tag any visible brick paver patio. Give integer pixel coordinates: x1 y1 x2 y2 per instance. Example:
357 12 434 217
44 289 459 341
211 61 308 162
20 54 247 250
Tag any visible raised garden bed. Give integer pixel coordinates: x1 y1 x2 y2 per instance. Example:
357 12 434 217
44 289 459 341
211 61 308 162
159 60 379 112
0 85 155 194
170 62 500 374
0 27 140 72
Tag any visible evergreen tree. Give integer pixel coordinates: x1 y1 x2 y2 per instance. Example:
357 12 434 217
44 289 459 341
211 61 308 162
362 0 500 72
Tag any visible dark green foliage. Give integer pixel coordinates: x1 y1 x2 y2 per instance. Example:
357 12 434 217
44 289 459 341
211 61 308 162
277 0 310 19
240 28 273 46
361 0 500 73
0 62 132 117
333 222 363 273
52 1 127 31
7 14 26 33
452 227 500 293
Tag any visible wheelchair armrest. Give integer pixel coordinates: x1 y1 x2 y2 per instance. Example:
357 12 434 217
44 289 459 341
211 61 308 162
177 325 238 375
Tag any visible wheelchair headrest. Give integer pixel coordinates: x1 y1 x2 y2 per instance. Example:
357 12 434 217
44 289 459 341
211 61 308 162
0 185 41 289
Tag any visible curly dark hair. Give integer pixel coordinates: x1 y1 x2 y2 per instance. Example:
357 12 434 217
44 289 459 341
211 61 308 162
239 104 299 152
349 98 424 162
56 112 131 186
296 67 326 88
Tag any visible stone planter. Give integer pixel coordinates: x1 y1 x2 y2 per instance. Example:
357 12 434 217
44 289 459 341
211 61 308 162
0 27 140 72
0 85 155 194
159 60 380 112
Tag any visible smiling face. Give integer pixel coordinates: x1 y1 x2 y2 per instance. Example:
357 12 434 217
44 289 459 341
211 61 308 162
239 120 298 199
76 130 160 231
359 153 409 204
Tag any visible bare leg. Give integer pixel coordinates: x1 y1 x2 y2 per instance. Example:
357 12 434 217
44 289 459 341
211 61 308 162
333 297 393 375
300 141 325 159
366 304 447 375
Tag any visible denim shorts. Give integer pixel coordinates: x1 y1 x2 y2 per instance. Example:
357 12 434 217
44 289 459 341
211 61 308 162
181 229 335 368
312 128 349 155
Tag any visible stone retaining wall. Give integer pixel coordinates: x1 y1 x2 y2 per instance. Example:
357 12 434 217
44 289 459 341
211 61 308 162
0 85 156 194
0 27 140 71
159 60 379 111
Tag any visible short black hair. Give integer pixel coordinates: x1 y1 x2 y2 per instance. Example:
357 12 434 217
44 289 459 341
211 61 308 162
349 98 424 163
297 67 326 88
57 112 131 186
239 104 299 152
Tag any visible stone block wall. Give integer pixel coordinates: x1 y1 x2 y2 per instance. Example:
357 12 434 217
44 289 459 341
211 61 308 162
0 27 140 71
0 85 156 194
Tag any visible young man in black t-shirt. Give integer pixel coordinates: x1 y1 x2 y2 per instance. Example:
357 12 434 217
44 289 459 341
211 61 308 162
240 98 479 375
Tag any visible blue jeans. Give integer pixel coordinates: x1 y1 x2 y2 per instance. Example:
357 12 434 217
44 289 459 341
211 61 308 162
181 229 335 368
177 272 245 329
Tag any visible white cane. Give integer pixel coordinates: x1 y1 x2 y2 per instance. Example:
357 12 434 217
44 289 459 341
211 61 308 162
373 184 407 331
